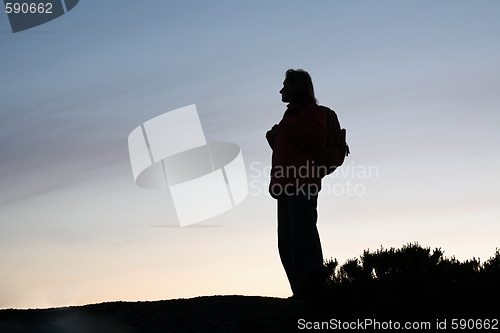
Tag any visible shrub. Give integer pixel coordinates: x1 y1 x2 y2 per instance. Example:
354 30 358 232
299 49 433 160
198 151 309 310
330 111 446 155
320 243 500 317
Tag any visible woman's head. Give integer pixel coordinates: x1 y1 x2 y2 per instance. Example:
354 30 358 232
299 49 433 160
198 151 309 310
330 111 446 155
280 69 317 104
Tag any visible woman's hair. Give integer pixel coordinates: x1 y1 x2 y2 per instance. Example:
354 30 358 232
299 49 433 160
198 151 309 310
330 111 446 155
285 69 317 104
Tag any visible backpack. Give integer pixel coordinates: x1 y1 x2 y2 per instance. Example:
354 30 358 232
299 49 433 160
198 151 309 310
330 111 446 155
315 106 350 177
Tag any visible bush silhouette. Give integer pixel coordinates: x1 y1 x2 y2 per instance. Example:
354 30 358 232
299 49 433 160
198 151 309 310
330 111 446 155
320 243 500 317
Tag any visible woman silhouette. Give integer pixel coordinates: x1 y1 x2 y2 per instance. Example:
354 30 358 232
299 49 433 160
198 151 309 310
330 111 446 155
266 69 327 299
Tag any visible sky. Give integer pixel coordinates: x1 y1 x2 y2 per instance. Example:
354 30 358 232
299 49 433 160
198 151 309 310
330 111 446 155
1 0 499 309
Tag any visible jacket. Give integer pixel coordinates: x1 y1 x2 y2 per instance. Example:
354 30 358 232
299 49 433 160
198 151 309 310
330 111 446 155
266 101 327 198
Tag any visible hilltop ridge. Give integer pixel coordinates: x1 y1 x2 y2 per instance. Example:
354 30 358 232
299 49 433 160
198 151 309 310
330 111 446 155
2 243 498 332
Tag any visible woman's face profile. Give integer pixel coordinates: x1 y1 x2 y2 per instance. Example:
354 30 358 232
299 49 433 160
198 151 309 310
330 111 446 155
280 79 295 103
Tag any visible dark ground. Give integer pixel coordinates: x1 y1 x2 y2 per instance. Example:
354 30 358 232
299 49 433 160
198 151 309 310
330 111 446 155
1 294 498 333
2 245 499 332
0 296 308 333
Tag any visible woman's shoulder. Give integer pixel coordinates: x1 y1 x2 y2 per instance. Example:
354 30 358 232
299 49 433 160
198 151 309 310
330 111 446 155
299 102 324 117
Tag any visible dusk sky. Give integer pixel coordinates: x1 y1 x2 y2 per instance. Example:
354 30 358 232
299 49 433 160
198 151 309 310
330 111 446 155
1 0 499 309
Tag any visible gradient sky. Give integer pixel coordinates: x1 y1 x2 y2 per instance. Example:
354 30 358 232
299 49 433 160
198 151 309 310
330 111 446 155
1 0 499 309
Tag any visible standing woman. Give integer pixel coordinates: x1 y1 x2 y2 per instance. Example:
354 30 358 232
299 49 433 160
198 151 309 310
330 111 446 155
266 69 327 299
